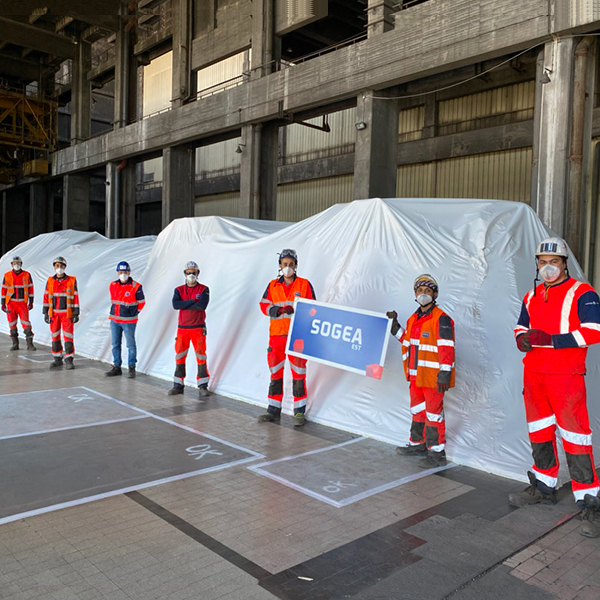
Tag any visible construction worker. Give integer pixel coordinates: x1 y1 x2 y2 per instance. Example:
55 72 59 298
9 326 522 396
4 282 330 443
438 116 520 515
105 261 146 379
510 236 600 538
169 261 210 399
387 274 455 468
258 249 316 427
43 257 79 370
1 256 36 351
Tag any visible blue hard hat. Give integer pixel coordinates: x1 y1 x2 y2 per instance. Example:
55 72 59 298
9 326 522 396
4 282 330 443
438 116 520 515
116 261 130 272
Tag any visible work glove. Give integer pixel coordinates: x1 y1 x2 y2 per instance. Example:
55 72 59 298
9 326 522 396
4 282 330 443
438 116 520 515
528 329 552 347
386 310 401 336
44 315 51 324
27 302 33 310
283 305 294 315
0 304 6 313
437 382 450 393
516 332 532 352
72 315 79 324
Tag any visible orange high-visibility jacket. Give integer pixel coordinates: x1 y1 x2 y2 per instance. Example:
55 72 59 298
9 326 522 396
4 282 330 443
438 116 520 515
260 275 316 337
399 305 456 389
44 275 79 319
2 270 33 305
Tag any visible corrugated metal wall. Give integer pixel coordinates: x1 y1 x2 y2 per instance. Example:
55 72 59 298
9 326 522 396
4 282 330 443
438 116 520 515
438 81 535 135
142 51 172 117
397 147 532 202
196 52 245 96
196 138 242 179
398 106 425 142
277 175 354 221
195 192 240 217
284 108 356 164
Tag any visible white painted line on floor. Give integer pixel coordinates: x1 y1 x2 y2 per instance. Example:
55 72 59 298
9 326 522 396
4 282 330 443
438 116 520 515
80 386 265 459
0 415 148 442
0 455 263 527
249 436 364 469
18 354 54 363
0 386 84 398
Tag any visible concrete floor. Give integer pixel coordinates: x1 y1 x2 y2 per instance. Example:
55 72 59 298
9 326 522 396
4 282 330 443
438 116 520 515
0 334 598 600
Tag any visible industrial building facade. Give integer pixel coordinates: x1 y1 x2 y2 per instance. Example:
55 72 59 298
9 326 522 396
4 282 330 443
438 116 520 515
1 1 600 278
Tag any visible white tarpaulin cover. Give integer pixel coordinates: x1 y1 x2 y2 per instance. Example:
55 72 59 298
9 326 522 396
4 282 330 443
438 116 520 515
2 198 599 484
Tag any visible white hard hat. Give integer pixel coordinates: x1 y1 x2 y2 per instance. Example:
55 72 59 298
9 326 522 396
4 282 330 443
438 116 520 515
53 256 67 266
11 256 22 264
184 261 199 272
535 237 569 258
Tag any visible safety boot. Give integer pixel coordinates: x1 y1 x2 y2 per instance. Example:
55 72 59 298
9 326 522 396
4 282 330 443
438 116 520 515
198 386 211 398
65 358 75 370
293 412 306 427
508 471 557 507
105 365 122 377
168 384 184 396
580 494 600 538
128 367 136 379
418 449 448 468
49 357 63 369
10 334 18 351
258 409 281 423
25 335 36 351
396 443 427 456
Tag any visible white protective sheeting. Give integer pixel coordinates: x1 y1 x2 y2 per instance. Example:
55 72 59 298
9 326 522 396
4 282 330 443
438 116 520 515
2 198 598 484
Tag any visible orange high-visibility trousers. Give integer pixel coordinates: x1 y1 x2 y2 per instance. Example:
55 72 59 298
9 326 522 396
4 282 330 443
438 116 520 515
267 335 307 413
50 314 74 358
174 328 209 388
6 303 32 335
408 383 446 451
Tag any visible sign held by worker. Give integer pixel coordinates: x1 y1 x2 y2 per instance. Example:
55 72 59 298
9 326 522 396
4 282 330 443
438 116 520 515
286 298 392 379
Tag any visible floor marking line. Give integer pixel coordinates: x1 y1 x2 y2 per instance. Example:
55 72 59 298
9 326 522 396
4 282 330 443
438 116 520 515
0 415 148 441
126 491 273 581
248 436 364 469
80 386 265 459
0 386 88 399
0 455 262 527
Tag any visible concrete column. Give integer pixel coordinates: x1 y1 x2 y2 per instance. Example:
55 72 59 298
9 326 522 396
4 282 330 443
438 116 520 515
162 146 194 227
63 173 90 231
239 123 278 220
29 183 48 237
121 161 136 238
172 0 193 108
353 90 399 200
367 0 395 37
105 162 117 238
532 37 577 237
70 40 92 143
251 0 275 78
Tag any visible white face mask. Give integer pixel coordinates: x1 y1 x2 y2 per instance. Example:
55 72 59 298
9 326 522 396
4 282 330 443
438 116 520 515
539 264 561 283
186 274 197 284
119 273 129 283
281 266 295 278
12 264 21 271
55 267 65 276
416 294 433 307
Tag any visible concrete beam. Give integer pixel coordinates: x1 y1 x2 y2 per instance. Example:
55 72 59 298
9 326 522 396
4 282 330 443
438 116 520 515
162 146 194 227
63 174 90 231
67 15 121 31
0 54 41 81
0 17 77 58
354 90 399 199
54 0 553 174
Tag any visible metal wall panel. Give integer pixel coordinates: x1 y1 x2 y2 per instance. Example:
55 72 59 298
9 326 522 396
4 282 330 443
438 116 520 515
284 108 356 164
195 137 242 179
196 52 245 96
435 147 532 202
438 81 535 135
277 175 354 221
398 106 425 142
396 162 435 197
195 191 240 217
142 51 173 117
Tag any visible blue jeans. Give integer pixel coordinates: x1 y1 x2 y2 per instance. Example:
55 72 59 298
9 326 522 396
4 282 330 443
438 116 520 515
110 321 137 367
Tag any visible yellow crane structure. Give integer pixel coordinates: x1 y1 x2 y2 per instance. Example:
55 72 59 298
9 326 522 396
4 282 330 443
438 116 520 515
0 83 57 184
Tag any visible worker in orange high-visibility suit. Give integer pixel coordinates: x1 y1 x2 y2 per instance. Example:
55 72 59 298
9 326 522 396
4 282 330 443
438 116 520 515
387 274 455 468
510 236 600 539
258 248 316 427
43 256 80 370
1 255 36 351
169 261 210 400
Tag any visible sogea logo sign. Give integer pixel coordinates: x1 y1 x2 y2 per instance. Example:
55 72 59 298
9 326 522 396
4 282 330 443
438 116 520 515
310 319 363 350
